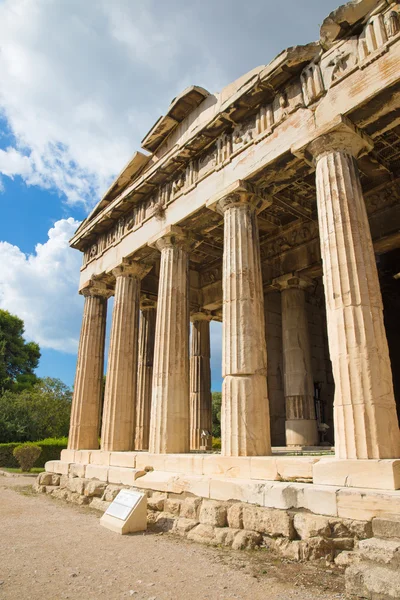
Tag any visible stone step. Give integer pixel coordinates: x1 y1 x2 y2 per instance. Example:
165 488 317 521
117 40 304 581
358 537 400 567
346 562 400 600
373 514 400 540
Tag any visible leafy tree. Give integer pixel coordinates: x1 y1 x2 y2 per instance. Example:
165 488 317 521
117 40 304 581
212 391 222 438
0 377 72 443
0 310 40 392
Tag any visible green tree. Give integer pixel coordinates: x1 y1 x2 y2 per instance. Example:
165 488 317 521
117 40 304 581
0 310 40 392
212 391 222 438
0 377 72 443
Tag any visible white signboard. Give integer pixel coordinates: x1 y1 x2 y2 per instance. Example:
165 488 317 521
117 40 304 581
105 490 143 521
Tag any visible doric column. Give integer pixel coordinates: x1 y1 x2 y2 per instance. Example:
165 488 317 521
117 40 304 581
214 181 271 456
190 312 213 450
68 279 111 450
101 261 150 452
273 273 318 447
307 122 400 459
134 298 157 451
148 226 190 454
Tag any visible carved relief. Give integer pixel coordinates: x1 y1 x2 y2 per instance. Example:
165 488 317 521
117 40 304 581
385 10 400 39
366 181 400 214
260 221 319 261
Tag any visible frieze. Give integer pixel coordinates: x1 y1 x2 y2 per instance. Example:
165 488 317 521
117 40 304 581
365 179 400 215
260 221 319 261
82 3 400 269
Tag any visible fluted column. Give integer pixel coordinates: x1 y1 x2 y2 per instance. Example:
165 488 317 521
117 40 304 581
274 273 318 447
149 226 190 454
308 124 400 459
135 298 157 451
190 312 213 450
101 261 150 452
68 280 111 450
216 181 271 456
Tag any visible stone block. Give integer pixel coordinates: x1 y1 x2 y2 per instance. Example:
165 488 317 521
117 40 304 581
213 528 237 547
102 485 123 502
132 470 177 492
373 515 400 539
74 450 91 464
313 458 400 490
231 530 262 550
346 562 400 600
164 498 181 515
109 452 137 468
107 467 145 486
66 477 87 495
69 463 86 478
164 454 204 475
275 457 319 482
302 537 334 561
174 517 198 536
337 488 400 521
293 513 331 539
85 464 109 482
84 480 107 498
38 472 53 486
148 492 167 511
168 475 210 498
242 506 295 539
51 488 69 501
262 482 301 510
274 538 303 561
187 524 215 545
51 474 61 486
300 484 338 517
334 551 359 567
60 449 75 463
249 457 279 481
359 537 400 566
34 483 46 494
209 477 265 505
135 453 166 472
89 451 111 466
90 498 111 512
199 500 227 527
203 456 251 478
227 503 244 529
59 475 69 488
52 461 70 475
180 497 202 520
154 512 175 532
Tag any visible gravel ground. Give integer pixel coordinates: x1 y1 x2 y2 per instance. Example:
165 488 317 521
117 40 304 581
0 476 347 600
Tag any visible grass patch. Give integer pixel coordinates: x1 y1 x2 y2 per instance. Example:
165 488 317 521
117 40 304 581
1 467 42 474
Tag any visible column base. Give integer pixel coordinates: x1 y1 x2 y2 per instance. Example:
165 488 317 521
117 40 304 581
285 419 318 446
313 458 400 490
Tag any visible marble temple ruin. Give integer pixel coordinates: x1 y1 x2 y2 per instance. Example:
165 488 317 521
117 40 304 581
41 1 400 596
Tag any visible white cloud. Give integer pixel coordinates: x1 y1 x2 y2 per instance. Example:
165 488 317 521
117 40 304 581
0 0 340 208
0 218 83 352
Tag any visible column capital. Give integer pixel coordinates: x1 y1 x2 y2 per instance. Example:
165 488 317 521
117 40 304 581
292 115 373 164
206 180 271 215
140 295 157 311
112 259 152 280
80 278 113 299
190 310 213 322
148 224 193 252
273 272 314 291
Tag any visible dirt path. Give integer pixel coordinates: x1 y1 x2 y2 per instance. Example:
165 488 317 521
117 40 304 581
0 476 347 600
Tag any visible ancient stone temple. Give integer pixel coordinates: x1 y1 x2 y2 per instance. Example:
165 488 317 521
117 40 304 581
42 1 400 596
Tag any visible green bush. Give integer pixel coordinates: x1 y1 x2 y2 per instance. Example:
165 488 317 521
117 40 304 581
0 437 67 469
212 437 221 450
13 444 41 472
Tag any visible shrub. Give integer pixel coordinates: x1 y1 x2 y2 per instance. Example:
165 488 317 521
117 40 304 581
13 444 42 472
0 437 68 468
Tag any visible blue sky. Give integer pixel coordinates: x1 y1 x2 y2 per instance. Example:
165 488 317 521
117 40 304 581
0 0 340 390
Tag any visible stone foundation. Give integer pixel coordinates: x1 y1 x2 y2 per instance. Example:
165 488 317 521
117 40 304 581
36 467 375 565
